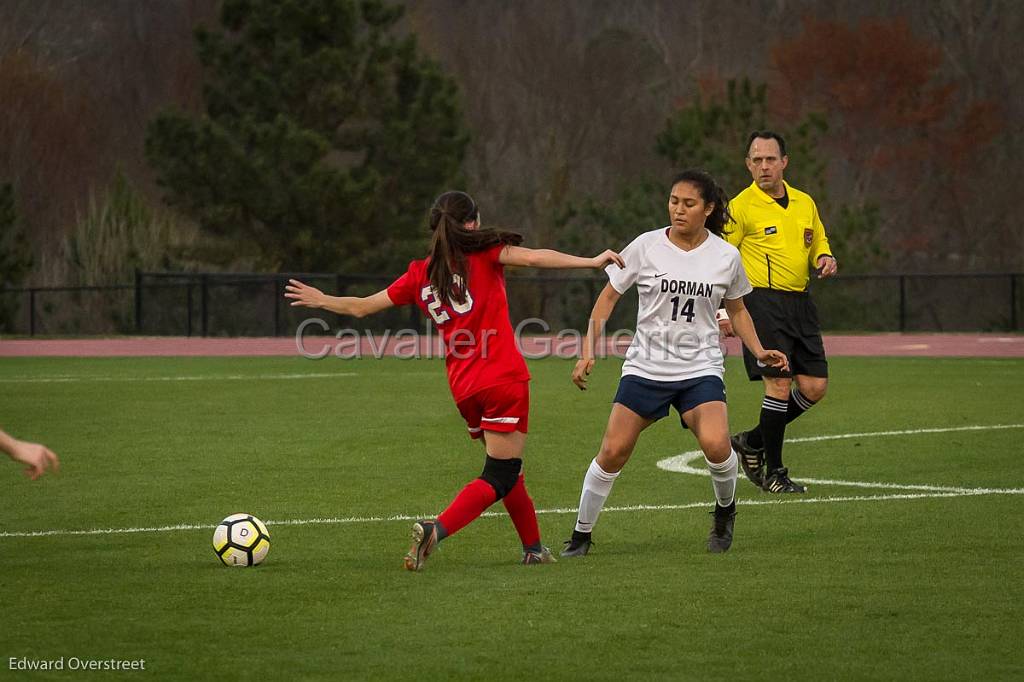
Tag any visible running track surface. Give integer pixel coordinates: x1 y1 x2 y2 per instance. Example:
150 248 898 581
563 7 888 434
0 334 1022 357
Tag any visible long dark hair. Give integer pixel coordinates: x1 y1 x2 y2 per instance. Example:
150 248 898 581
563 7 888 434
670 170 733 237
427 191 523 304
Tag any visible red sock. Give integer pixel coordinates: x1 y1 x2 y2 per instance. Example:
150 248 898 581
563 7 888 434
437 478 497 538
501 474 541 548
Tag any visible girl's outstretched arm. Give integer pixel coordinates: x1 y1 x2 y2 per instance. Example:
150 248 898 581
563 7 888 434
498 246 624 270
284 280 394 318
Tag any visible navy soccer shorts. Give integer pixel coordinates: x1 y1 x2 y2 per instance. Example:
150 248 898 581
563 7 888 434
613 374 726 427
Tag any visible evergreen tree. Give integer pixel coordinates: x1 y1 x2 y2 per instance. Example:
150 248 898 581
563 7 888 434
656 78 773 197
146 0 468 273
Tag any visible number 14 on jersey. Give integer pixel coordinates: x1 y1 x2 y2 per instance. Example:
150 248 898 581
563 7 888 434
670 296 695 323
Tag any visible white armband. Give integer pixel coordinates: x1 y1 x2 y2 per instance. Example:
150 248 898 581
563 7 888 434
715 308 729 322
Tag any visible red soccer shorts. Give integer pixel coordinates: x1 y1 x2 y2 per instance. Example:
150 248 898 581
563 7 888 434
456 381 530 439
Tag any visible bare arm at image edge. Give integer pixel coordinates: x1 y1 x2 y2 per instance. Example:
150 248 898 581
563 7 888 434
1 428 60 480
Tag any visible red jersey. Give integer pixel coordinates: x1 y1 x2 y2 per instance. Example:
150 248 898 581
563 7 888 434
386 244 530 402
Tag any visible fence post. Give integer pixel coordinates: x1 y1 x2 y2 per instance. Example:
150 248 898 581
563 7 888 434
1011 274 1018 331
186 280 194 337
29 289 36 336
273 276 281 337
134 269 143 333
898 275 907 333
201 274 209 337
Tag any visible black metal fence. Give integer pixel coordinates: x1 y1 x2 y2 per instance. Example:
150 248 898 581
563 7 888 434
1 270 1020 336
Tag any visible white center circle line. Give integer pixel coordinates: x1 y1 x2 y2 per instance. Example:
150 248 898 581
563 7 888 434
656 423 1024 494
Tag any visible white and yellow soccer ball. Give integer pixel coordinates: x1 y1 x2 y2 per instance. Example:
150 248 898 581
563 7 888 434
212 513 270 567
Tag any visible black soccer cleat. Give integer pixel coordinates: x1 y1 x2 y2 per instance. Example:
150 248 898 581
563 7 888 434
403 520 439 571
707 502 736 553
560 529 593 558
762 467 807 494
731 431 766 488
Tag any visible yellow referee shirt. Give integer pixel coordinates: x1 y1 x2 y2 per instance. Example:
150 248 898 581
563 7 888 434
725 181 833 292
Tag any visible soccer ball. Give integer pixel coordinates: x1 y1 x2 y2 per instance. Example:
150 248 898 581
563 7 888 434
212 513 271 567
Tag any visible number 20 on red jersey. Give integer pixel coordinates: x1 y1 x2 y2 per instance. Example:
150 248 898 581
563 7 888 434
420 275 474 325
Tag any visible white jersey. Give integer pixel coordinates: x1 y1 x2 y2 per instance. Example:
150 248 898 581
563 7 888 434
606 227 752 382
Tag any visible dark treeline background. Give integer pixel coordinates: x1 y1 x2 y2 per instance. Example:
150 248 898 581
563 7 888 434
1 0 1021 299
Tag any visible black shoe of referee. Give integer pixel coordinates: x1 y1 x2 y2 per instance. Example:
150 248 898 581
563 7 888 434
731 431 765 488
762 467 807 494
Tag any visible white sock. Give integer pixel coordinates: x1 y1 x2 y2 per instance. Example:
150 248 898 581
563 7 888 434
704 449 738 508
574 458 620 533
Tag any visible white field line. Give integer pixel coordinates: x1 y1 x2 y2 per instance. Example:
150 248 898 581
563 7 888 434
0 372 358 384
3 424 1023 540
656 423 1024 493
783 423 1024 443
2 489 1023 540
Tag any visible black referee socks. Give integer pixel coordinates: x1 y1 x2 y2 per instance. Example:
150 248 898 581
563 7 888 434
758 395 789 472
787 388 817 422
746 388 817 450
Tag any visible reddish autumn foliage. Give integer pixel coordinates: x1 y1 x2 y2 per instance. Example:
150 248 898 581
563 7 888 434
775 18 951 125
772 16 1002 173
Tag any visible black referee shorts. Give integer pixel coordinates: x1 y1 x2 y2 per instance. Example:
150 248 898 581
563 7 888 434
741 287 828 381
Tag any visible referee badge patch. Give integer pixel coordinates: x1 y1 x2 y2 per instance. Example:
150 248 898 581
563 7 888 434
804 228 813 246
764 226 777 235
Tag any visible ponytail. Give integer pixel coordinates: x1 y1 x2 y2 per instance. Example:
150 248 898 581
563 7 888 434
427 191 523 304
669 169 733 237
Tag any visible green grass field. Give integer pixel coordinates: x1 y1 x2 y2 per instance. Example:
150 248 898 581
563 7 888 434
1 355 1023 680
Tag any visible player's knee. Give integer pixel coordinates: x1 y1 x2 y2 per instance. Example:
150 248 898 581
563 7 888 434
479 455 522 500
799 378 828 402
703 437 732 464
804 386 827 403
597 441 632 472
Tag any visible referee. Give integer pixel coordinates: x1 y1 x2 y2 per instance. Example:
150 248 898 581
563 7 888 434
721 131 837 493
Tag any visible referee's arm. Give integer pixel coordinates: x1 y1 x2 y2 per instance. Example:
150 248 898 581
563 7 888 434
808 203 837 278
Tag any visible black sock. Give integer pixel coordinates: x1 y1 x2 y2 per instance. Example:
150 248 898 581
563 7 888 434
746 389 817 449
746 426 764 450
787 388 816 422
715 500 736 515
759 395 789 472
435 520 449 542
571 529 591 542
